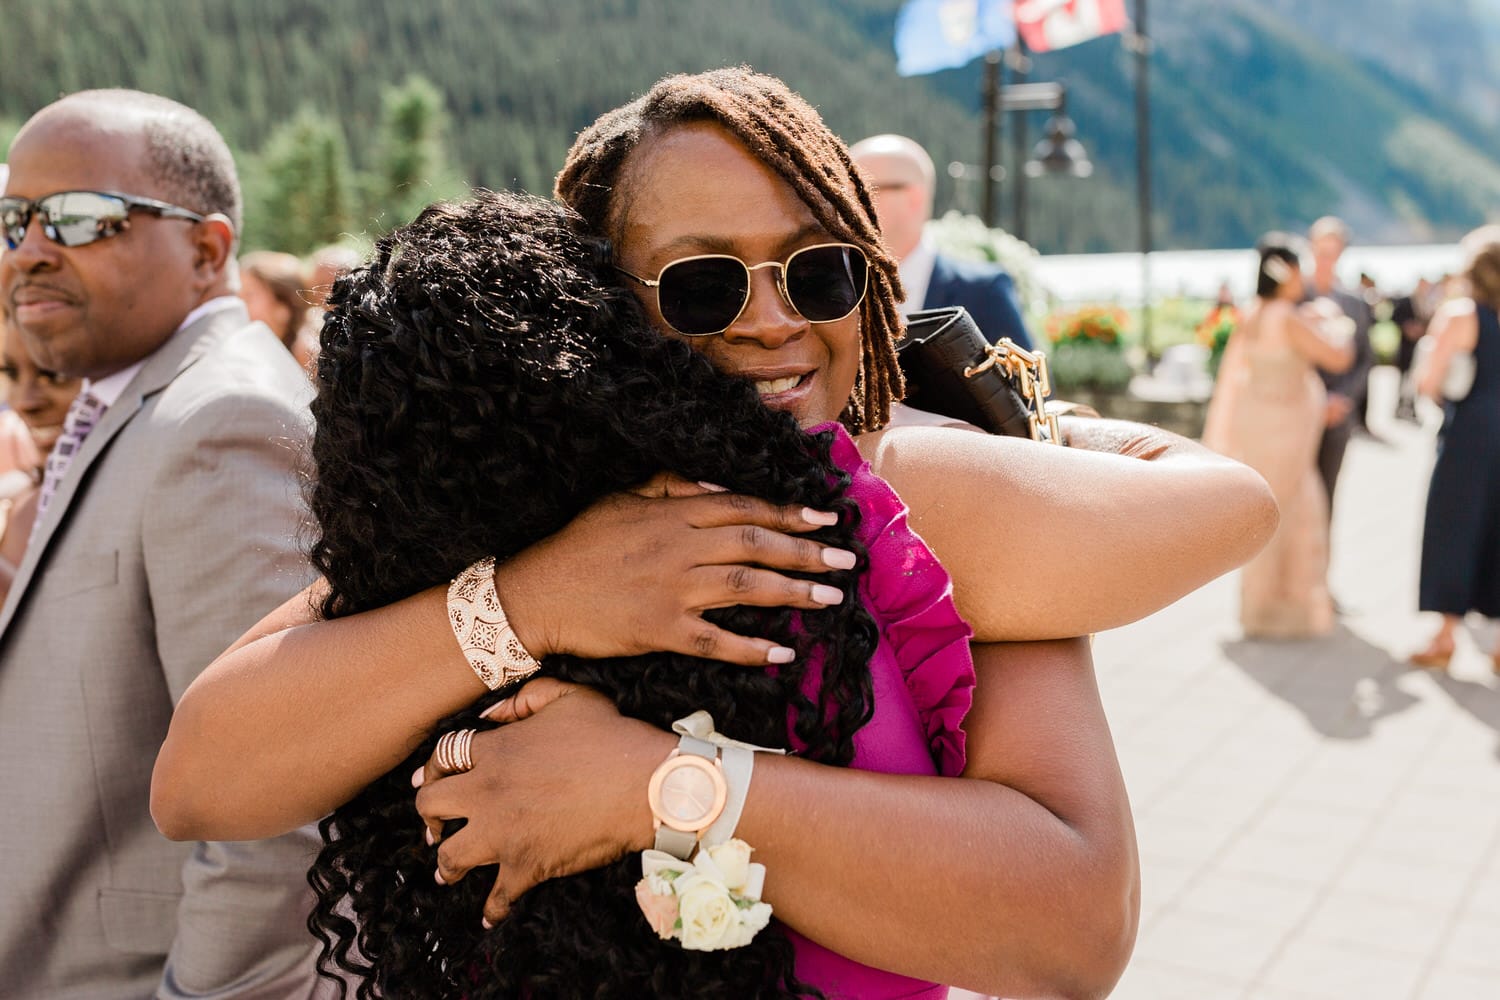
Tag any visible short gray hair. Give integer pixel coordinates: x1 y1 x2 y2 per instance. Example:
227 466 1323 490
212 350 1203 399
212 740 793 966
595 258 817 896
54 89 242 237
1308 215 1350 245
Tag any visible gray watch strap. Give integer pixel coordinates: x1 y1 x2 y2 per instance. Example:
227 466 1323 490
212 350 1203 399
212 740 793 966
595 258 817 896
652 734 718 859
678 735 716 760
654 824 699 860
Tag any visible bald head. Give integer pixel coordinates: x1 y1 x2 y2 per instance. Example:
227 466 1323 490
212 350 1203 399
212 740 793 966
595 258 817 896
851 134 936 193
850 134 936 260
21 90 242 237
1308 215 1350 246
1306 215 1349 290
2 90 241 379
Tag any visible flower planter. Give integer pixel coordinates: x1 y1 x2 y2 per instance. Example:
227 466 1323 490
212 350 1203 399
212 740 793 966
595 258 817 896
1050 385 1210 440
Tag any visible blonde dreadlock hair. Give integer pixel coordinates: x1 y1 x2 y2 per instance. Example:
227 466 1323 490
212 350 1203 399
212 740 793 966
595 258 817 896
556 66 905 432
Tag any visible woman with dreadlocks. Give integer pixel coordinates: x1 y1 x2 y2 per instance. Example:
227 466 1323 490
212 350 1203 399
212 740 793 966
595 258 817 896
157 68 1276 998
301 189 960 997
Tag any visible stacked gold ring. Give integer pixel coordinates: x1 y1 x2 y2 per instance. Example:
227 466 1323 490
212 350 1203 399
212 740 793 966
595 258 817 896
434 728 477 775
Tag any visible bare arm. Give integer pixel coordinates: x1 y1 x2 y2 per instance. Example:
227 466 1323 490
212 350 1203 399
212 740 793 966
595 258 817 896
153 487 853 840
153 582 474 839
1285 301 1356 374
857 420 1279 640
1416 300 1479 399
155 416 1273 839
419 638 1138 998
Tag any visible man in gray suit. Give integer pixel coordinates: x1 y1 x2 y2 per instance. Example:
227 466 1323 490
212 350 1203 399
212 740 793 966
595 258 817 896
850 133 1035 350
1306 216 1375 517
0 91 324 997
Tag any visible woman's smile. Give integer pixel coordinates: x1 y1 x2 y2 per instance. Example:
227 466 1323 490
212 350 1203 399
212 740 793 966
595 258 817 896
743 367 815 408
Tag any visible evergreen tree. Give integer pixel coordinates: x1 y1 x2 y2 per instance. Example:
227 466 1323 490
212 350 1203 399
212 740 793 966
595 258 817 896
243 107 358 254
5 0 1500 251
0 120 21 163
368 74 466 235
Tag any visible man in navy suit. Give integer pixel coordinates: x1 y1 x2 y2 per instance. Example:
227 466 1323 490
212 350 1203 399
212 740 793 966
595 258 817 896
851 134 1033 349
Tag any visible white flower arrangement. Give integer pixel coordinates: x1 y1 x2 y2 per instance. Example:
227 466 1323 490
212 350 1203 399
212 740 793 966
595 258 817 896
634 839 773 951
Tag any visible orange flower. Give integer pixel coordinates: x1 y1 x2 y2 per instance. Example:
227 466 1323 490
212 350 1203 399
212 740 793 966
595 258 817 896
1046 305 1127 348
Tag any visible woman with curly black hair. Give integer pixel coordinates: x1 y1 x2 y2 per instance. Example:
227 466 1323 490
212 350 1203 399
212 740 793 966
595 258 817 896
303 189 956 997
158 68 1277 998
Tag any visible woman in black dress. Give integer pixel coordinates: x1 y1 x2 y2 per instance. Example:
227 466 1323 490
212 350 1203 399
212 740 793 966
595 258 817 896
1412 226 1500 671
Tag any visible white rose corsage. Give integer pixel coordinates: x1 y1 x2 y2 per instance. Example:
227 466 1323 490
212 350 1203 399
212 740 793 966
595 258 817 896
634 839 773 951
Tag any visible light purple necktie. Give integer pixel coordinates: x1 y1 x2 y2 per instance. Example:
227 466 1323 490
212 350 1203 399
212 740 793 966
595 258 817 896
31 389 107 537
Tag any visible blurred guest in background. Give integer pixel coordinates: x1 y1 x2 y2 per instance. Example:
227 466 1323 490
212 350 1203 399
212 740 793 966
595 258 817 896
1204 234 1355 638
295 243 364 371
850 133 1032 348
305 243 363 308
1390 277 1433 422
0 394 40 478
1197 282 1240 378
0 166 39 481
0 308 81 602
1306 217 1374 506
1411 226 1500 672
239 249 316 371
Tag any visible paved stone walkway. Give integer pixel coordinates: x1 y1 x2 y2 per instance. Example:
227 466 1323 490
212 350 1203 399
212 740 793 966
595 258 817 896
1100 371 1500 999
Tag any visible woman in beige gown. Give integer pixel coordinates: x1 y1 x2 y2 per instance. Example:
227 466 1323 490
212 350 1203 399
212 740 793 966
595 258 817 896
1203 235 1355 637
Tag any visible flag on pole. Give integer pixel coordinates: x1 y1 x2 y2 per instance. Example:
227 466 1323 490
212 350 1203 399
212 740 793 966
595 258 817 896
1014 0 1128 52
894 0 1017 76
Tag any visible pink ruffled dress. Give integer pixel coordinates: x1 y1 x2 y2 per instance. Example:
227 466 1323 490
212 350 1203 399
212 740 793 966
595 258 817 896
784 425 976 999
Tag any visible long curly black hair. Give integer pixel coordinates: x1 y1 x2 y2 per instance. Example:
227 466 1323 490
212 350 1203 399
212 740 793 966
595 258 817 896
304 190 879 998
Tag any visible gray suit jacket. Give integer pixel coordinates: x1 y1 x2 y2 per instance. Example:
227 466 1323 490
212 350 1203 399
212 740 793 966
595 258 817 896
0 303 326 998
1314 285 1375 405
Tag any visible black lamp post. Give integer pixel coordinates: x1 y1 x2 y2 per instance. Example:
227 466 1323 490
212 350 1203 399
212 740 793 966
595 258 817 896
1026 104 1094 180
977 36 1094 245
1131 0 1154 355
999 81 1092 244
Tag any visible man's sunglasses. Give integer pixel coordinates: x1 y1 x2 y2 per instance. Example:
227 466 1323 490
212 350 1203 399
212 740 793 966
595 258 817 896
0 190 206 251
617 242 869 337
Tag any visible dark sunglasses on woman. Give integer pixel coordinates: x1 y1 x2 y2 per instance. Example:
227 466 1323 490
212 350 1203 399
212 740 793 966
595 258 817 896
617 242 869 337
0 190 206 251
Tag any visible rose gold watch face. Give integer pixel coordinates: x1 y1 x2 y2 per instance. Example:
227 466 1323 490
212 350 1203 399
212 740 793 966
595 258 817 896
650 755 727 832
661 768 717 823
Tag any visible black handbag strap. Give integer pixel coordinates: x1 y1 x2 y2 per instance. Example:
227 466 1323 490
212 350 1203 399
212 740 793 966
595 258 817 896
897 306 1060 443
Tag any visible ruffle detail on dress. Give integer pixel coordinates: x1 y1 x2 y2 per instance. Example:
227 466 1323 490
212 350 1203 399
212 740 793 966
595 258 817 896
818 423 976 777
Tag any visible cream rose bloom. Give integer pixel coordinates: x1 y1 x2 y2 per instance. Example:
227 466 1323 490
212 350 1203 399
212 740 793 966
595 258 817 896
675 874 740 951
704 839 753 893
740 899 773 938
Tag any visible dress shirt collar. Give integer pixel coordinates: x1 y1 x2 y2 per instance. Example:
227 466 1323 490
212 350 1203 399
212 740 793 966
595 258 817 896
897 231 939 317
82 296 241 406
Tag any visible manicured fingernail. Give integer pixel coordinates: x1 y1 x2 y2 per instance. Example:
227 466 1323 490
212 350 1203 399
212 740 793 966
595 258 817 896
479 700 507 721
822 547 856 570
802 507 839 526
424 827 435 846
811 584 844 606
434 868 447 886
697 481 729 493
411 767 425 788
481 916 494 930
767 646 796 664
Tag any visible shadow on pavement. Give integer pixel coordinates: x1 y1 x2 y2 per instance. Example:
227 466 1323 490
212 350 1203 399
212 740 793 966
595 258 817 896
1428 670 1500 760
1221 624 1420 739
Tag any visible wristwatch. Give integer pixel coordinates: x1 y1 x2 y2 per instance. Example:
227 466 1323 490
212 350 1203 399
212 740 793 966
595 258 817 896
647 734 727 860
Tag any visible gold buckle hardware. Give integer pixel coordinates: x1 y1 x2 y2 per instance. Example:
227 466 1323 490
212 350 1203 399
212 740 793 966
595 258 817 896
962 338 1061 445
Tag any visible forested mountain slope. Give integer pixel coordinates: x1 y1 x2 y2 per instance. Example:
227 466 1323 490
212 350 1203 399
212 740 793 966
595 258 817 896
3 0 1495 251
